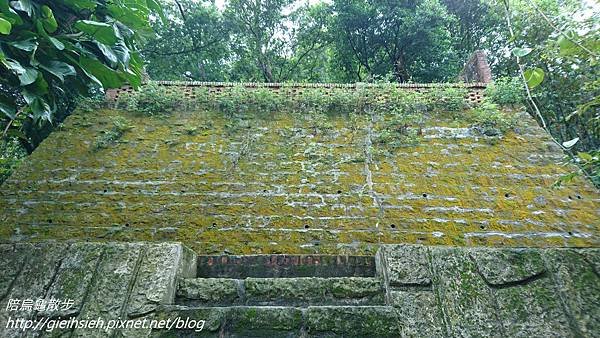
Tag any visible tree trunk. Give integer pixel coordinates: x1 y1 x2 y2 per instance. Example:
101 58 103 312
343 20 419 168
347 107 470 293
393 55 409 83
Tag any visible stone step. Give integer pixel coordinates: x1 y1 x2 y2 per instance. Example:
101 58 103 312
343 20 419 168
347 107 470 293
176 277 385 307
197 254 376 278
151 305 401 337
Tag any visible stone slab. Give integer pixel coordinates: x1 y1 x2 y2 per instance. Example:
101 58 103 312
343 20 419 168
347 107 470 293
470 248 545 285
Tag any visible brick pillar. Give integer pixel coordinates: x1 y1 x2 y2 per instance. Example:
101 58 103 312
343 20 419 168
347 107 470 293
459 50 492 83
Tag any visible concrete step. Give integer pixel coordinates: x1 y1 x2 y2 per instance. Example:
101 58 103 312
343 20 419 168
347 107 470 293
197 254 376 278
151 305 401 337
176 277 385 307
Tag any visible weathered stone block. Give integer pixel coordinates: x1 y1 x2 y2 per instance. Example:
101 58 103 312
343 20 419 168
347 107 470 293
470 248 545 285
244 277 384 306
127 243 197 317
73 243 143 338
176 278 240 305
377 244 431 286
150 306 226 337
543 248 600 336
0 244 27 300
389 290 445 337
305 306 401 337
41 242 104 318
430 247 503 337
227 306 303 337
492 276 572 337
0 242 68 338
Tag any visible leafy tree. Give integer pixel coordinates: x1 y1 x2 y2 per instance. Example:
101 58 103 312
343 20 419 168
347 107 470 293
225 0 294 82
143 0 231 81
330 0 460 82
440 0 503 64
225 0 331 82
497 0 599 185
0 0 163 148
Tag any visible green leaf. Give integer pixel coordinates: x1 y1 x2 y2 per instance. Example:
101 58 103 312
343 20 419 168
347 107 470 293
29 97 52 121
47 36 65 50
96 42 118 67
2 58 25 74
512 47 532 57
146 0 166 23
41 5 58 33
10 0 33 17
558 35 577 56
1 59 39 86
74 20 118 45
80 56 126 88
40 61 76 82
523 68 544 89
0 93 16 119
25 72 49 95
18 67 38 85
0 2 22 25
0 16 10 34
552 172 577 188
562 137 579 148
8 37 37 51
113 40 130 68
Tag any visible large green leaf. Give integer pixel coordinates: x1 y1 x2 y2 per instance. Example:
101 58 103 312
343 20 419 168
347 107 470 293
2 58 26 74
41 5 58 33
95 41 118 67
113 40 130 68
523 68 544 89
0 93 16 119
1 58 39 85
8 37 38 51
40 61 76 82
27 73 49 96
80 56 126 88
29 97 52 121
18 67 38 85
74 20 118 45
0 16 10 34
512 47 532 57
47 36 65 50
558 35 577 56
10 0 33 17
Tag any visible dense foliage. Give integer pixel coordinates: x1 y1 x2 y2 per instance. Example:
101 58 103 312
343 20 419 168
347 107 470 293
0 0 163 147
497 0 599 186
145 0 481 83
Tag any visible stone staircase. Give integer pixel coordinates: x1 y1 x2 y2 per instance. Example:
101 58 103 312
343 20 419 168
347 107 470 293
1 242 597 337
152 255 402 337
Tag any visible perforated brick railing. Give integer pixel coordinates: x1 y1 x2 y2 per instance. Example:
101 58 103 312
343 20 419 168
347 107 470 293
106 81 488 104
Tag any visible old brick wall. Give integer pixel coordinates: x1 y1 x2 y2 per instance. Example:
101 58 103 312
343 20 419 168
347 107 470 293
0 91 598 254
